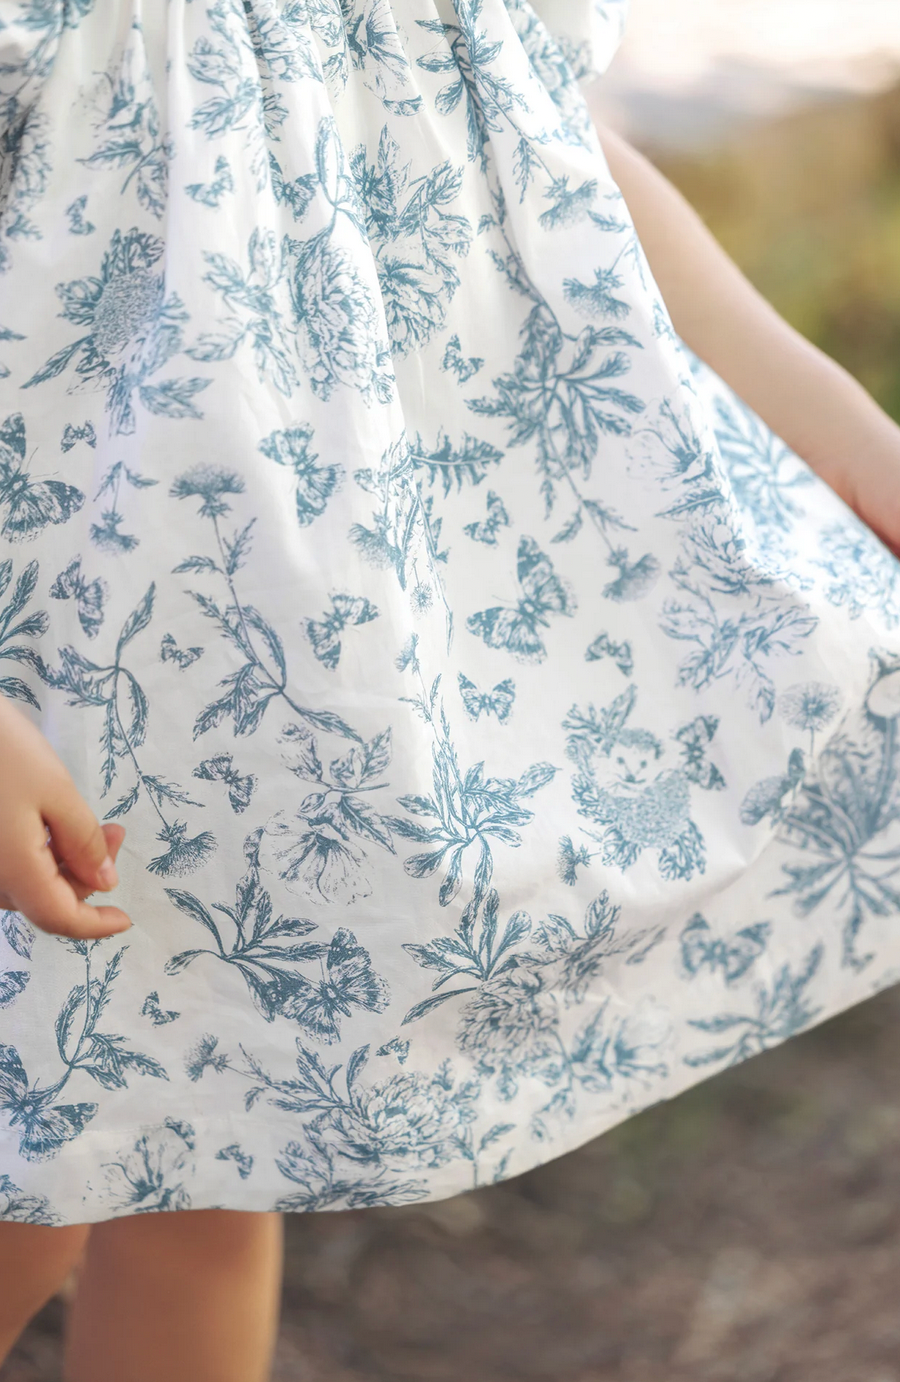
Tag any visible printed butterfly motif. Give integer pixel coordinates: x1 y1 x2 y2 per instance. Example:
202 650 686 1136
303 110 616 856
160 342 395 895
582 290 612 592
65 195 94 236
586 630 633 676
49 558 107 639
467 536 577 664
192 754 256 814
287 928 390 1045
141 991 180 1026
185 155 234 208
674 716 726 791
305 593 379 670
458 672 516 723
680 914 770 986
464 489 510 547
60 422 97 452
0 1042 96 1159
0 413 85 542
376 1037 410 1065
442 333 483 383
160 632 203 670
216 1143 253 1179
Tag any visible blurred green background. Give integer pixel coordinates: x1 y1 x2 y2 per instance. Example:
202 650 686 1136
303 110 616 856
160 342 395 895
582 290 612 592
659 84 900 422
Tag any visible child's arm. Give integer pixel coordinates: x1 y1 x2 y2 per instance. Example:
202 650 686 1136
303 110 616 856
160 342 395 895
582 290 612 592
0 696 131 937
592 117 900 556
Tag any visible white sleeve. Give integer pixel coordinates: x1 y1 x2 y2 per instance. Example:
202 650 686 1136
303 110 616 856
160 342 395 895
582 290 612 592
528 0 629 80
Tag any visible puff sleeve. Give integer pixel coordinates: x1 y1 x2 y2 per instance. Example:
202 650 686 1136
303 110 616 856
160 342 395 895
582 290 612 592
529 0 629 81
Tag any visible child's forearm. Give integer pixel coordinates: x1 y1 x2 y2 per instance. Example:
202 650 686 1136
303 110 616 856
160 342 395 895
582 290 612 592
592 118 900 503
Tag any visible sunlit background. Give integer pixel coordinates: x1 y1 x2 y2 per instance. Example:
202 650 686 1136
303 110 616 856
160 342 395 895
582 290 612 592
592 0 900 426
604 0 900 148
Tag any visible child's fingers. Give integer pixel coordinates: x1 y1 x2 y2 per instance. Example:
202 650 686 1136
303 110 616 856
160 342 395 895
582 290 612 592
3 815 131 938
8 831 131 938
102 822 126 857
51 823 128 903
41 779 120 893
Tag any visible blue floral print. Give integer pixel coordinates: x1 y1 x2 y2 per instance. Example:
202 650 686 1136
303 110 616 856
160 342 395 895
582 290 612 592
3 0 900 1224
23 229 211 435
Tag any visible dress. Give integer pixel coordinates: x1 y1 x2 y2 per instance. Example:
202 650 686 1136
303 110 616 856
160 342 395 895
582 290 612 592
1 0 900 1226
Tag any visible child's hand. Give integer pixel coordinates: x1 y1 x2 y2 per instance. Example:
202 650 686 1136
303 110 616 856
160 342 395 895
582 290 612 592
0 696 131 939
821 443 900 563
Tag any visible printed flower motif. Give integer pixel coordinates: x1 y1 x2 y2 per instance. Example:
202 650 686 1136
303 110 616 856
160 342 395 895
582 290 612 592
457 967 558 1063
169 464 245 519
90 511 139 553
570 997 671 1094
0 1174 59 1225
777 682 842 736
557 834 592 886
563 267 631 322
292 243 392 403
538 175 597 229
147 821 217 877
410 581 433 613
258 425 342 527
185 1034 229 1083
608 1000 671 1082
263 816 371 904
331 1072 470 1169
103 1119 195 1213
23 229 210 434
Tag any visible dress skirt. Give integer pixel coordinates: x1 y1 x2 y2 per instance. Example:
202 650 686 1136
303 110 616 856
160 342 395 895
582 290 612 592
1 0 900 1223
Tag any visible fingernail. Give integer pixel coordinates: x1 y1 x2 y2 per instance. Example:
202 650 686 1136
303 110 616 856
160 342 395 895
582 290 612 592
97 856 119 889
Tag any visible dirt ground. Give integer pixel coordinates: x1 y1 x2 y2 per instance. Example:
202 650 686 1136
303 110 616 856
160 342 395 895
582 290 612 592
6 984 900 1382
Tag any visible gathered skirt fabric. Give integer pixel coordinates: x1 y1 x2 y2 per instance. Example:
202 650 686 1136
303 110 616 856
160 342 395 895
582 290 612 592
1 0 900 1224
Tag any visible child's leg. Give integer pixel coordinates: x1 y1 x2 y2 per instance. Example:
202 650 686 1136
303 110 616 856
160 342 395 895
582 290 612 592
0 1221 90 1358
64 1209 283 1382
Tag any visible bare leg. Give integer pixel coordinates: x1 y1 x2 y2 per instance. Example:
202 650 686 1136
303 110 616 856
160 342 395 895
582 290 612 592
64 1209 283 1382
0 1221 90 1362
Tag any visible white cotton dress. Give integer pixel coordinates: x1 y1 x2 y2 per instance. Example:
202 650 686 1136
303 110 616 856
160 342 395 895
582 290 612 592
1 0 900 1224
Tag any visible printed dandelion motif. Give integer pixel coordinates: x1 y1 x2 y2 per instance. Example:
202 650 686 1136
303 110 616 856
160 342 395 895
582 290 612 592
411 582 433 614
169 464 244 519
557 834 593 887
185 1035 228 1084
539 176 598 229
91 460 157 554
563 266 631 321
778 682 842 753
147 820 216 878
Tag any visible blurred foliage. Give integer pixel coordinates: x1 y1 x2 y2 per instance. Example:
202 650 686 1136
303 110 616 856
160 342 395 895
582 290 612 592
656 83 900 422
